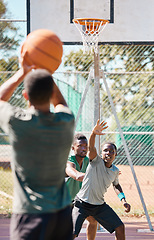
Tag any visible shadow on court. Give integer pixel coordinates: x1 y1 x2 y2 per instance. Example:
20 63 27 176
0 217 154 240
79 217 154 240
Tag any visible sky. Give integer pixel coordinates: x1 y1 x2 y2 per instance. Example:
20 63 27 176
2 1 26 58
3 1 76 68
5 0 26 20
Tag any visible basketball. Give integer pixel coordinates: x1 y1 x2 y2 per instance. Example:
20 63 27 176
21 29 63 73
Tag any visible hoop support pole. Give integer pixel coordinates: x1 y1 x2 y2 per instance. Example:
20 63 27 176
94 48 100 154
75 69 93 129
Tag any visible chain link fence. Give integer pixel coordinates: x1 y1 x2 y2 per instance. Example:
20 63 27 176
0 18 153 220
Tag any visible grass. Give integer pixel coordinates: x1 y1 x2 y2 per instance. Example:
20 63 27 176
0 168 13 214
0 168 154 218
108 202 154 218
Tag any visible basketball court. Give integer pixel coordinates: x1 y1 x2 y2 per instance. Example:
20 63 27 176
0 217 154 240
0 0 153 239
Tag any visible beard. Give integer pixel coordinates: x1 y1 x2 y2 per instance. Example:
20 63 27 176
76 153 87 158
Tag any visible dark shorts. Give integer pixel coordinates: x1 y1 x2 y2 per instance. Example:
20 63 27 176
72 198 123 236
10 206 73 240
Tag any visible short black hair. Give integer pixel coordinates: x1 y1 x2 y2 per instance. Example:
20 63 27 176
24 69 54 105
102 142 117 153
73 133 87 145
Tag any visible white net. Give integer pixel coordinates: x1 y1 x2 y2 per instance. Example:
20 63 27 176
73 18 109 54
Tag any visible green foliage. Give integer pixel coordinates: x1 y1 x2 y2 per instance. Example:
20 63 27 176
0 169 13 214
64 49 94 79
0 0 25 107
0 0 19 51
0 169 13 195
0 0 20 75
0 56 19 86
64 45 154 126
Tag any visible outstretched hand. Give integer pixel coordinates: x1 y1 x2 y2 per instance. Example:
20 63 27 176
93 119 108 135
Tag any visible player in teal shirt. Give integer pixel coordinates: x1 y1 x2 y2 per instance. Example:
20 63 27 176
66 133 97 240
0 63 75 240
66 155 89 200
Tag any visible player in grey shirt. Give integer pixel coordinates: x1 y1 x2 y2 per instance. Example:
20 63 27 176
73 120 131 239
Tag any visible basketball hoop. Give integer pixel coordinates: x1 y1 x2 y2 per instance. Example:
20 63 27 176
73 18 109 54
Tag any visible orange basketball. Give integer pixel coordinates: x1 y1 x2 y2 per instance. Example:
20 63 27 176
21 29 63 74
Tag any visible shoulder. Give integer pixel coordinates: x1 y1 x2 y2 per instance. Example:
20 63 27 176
55 105 74 116
54 106 75 123
0 101 26 120
112 164 119 173
67 156 77 169
0 101 27 133
68 155 76 164
90 154 102 164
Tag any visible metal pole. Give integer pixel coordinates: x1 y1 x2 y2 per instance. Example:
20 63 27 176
26 0 30 35
101 69 154 232
75 69 93 129
94 49 100 154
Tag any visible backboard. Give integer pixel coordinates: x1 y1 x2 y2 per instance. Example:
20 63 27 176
29 0 154 44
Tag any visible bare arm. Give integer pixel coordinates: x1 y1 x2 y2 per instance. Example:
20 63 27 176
65 161 85 182
88 119 108 160
51 82 68 112
0 53 35 102
113 184 131 213
0 68 27 102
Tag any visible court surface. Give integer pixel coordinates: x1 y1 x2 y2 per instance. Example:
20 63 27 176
0 216 154 240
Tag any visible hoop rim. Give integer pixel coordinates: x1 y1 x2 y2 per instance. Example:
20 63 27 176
72 18 109 53
73 18 109 25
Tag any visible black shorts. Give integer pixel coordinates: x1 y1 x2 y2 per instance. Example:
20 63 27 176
72 198 123 236
10 206 73 240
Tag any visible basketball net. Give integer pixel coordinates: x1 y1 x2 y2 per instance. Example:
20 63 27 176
73 18 109 54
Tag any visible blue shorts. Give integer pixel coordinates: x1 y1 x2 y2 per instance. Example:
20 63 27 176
72 198 123 236
10 206 73 240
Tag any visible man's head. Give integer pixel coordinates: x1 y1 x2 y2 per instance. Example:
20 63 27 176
101 142 117 167
23 69 54 106
72 134 88 159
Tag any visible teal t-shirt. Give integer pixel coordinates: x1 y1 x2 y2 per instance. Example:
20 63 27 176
66 155 89 200
0 102 75 213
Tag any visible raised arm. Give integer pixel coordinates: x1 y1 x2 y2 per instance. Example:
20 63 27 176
65 161 85 182
0 69 24 102
88 119 108 161
0 53 35 102
113 183 131 213
51 82 68 112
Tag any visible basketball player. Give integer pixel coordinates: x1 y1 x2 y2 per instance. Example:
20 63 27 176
0 58 75 240
72 120 131 240
66 133 98 240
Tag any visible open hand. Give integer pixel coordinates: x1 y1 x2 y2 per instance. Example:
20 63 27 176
93 119 108 135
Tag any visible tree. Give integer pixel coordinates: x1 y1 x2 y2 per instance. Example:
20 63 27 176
0 0 25 107
64 45 154 126
0 0 19 51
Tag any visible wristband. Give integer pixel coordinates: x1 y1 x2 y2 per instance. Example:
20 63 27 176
118 192 125 201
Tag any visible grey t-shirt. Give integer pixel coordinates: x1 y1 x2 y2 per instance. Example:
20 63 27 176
77 154 119 205
0 101 75 213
